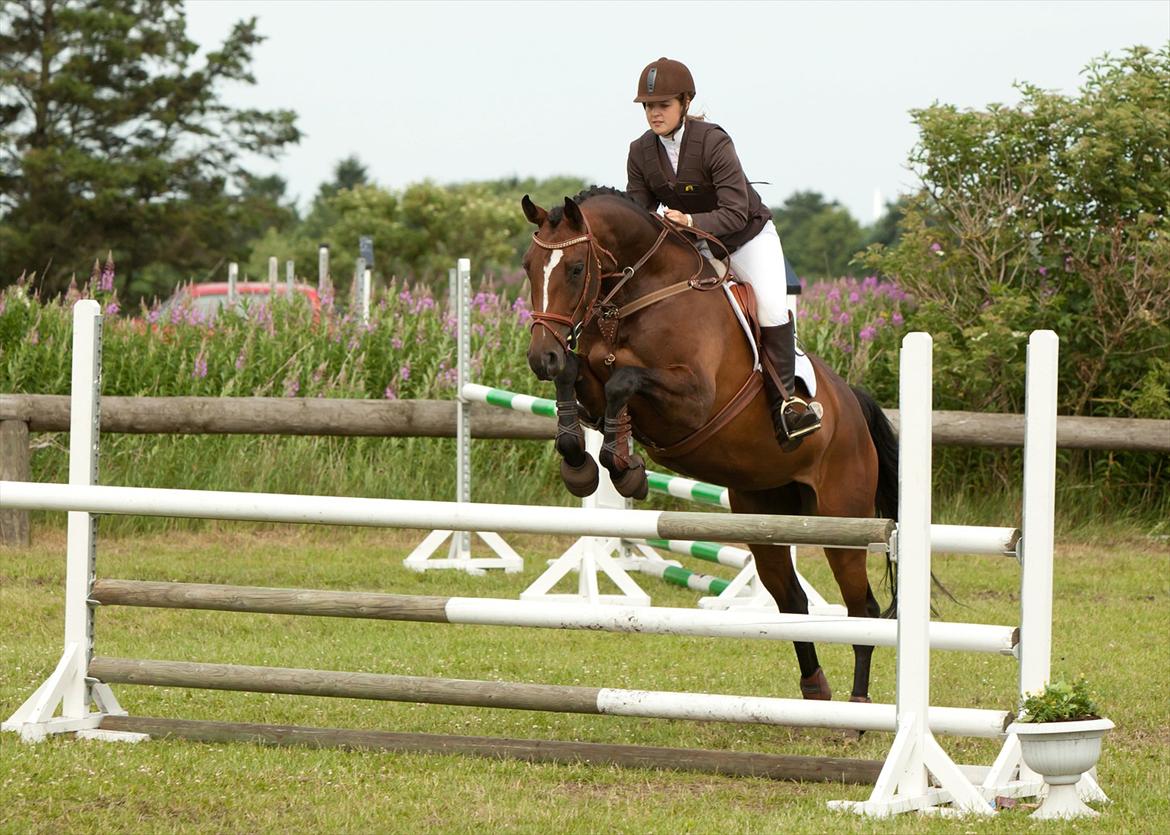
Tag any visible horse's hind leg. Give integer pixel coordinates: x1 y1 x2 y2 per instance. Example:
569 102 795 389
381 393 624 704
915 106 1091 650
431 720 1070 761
730 486 832 700
823 546 882 702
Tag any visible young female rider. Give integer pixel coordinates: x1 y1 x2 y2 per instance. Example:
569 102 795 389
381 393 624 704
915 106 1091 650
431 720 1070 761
625 57 821 447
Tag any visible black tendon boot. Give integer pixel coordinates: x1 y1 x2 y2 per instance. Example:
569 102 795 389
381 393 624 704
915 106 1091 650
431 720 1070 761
760 319 822 451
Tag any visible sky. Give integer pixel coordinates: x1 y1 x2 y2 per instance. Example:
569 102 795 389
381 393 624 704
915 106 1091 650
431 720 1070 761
184 0 1169 223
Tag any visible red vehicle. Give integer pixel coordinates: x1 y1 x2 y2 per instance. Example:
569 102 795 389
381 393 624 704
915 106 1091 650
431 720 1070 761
164 282 322 321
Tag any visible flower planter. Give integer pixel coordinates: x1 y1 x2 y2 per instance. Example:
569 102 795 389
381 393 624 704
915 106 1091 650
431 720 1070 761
1008 717 1114 820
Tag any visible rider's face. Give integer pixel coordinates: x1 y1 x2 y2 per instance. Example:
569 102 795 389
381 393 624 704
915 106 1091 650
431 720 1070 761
643 98 684 136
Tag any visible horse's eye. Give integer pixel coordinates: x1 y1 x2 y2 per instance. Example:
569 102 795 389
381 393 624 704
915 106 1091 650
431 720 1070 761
569 262 585 278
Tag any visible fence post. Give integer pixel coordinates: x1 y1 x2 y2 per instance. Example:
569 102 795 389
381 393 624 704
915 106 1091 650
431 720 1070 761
317 245 330 294
0 419 31 546
286 260 295 292
268 256 278 290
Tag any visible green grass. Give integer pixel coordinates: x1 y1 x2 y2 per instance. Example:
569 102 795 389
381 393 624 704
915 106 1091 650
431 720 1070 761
2 524 1168 833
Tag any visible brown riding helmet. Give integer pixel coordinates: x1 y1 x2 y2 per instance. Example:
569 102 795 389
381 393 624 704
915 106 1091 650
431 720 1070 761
634 57 696 103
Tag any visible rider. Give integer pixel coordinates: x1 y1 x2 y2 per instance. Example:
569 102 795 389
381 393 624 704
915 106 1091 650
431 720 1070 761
625 57 821 447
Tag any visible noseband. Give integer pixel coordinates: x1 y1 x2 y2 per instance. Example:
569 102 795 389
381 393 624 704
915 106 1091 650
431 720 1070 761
529 212 670 353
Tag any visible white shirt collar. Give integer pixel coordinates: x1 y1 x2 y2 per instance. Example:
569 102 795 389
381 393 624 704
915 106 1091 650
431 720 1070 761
659 122 684 173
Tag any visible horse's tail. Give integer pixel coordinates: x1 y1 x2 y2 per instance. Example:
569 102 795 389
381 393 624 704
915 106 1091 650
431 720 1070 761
851 385 900 617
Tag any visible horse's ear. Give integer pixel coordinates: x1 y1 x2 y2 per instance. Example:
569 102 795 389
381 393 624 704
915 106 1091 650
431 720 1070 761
562 196 584 227
521 195 547 226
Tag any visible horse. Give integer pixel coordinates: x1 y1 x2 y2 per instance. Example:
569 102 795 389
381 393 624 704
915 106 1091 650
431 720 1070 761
519 187 900 705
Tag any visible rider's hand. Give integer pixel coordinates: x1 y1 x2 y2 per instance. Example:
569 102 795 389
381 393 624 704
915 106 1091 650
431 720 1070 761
663 209 692 227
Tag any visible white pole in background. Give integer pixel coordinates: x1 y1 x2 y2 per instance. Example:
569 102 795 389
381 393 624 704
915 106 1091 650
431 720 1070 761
286 260 295 293
361 268 372 324
268 256 278 290
453 257 472 558
227 262 238 306
317 245 330 294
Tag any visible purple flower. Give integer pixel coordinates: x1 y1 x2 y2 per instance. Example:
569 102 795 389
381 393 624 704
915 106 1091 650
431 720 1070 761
192 352 208 379
400 362 411 381
1038 267 1048 276
930 242 942 253
859 325 877 343
384 384 398 400
104 302 119 316
391 337 403 350
235 349 247 370
835 311 851 326
284 377 300 397
99 254 115 292
848 291 860 304
892 312 904 326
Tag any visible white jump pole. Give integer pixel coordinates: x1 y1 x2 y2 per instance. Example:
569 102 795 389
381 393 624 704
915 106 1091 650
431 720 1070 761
268 256 278 290
286 260 295 293
227 262 238 306
317 244 330 294
830 333 994 817
403 259 523 574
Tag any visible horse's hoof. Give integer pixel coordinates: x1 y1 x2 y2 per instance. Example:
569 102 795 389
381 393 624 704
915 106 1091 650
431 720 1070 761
611 465 649 500
842 695 872 740
799 667 832 700
560 454 599 497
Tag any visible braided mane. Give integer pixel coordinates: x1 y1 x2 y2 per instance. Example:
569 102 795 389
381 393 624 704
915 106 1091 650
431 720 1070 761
547 185 647 225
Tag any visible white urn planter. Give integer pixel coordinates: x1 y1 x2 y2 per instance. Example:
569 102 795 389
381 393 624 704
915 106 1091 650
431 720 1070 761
1008 717 1114 820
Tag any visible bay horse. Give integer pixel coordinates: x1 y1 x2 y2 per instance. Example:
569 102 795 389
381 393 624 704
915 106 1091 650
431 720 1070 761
520 187 899 705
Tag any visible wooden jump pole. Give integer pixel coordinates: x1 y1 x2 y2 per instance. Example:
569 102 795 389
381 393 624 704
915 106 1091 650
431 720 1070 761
98 715 883 785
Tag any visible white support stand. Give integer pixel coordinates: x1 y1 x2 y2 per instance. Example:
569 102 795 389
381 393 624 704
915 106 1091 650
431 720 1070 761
404 258 523 575
830 334 993 818
696 549 847 616
520 429 653 605
2 301 146 744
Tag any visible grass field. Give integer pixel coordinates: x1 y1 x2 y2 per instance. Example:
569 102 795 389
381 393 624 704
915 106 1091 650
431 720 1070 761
2 524 1168 833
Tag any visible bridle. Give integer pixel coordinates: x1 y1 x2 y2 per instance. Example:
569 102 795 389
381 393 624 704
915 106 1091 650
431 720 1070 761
529 210 670 353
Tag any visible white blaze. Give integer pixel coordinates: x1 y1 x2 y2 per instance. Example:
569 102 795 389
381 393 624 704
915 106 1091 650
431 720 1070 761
541 250 562 312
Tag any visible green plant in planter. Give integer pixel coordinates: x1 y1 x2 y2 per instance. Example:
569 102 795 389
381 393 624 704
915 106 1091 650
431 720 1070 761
1009 678 1113 819
1017 679 1101 723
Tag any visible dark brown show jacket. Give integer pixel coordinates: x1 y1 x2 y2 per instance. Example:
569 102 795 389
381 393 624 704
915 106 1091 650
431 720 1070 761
625 119 771 253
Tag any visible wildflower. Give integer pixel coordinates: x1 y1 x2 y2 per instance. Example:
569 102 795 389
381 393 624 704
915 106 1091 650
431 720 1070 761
400 362 411 381
892 312 904 326
1038 267 1048 276
930 242 943 255
99 252 115 292
235 348 247 370
384 384 398 400
391 336 404 350
835 311 851 326
105 301 120 316
848 291 860 304
192 352 208 379
859 325 877 343
29 330 39 345
284 376 300 397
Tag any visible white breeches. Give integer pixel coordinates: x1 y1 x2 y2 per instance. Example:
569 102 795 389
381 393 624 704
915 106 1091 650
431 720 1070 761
728 219 790 327
727 220 817 396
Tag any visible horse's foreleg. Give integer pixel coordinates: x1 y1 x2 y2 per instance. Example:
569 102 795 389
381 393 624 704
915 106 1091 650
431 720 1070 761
597 367 652 499
552 352 598 497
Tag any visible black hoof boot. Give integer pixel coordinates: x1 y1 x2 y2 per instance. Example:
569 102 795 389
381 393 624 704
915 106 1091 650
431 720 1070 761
611 461 649 500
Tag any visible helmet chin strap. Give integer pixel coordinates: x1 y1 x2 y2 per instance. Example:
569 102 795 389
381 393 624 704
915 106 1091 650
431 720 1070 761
664 97 690 139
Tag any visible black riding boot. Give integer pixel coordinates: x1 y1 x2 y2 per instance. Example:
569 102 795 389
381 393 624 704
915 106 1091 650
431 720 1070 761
760 320 822 450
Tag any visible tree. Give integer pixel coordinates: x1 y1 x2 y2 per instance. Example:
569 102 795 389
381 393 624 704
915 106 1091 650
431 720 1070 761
863 45 1169 419
771 191 865 279
0 0 300 300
